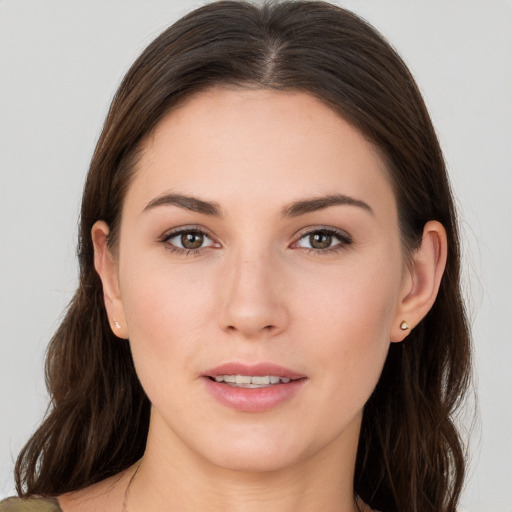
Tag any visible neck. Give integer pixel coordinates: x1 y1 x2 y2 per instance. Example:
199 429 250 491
128 409 362 512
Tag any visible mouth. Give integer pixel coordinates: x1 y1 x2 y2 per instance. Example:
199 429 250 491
209 374 295 388
203 363 307 412
204 362 306 386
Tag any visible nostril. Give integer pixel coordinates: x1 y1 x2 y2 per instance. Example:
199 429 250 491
225 324 275 332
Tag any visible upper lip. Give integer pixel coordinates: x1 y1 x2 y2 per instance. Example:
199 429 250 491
204 362 306 380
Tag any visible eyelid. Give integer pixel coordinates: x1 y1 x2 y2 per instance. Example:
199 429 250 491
293 225 352 241
291 226 353 251
157 224 351 255
159 224 213 240
158 225 221 253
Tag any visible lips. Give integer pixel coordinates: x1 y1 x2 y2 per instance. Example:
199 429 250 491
202 362 307 412
205 362 306 381
212 374 292 387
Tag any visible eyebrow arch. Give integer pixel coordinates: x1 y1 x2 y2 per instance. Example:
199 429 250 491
143 193 223 217
281 194 374 218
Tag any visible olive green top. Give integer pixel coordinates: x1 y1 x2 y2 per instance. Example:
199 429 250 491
0 498 62 512
0 495 379 511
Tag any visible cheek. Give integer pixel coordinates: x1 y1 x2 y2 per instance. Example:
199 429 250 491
295 251 402 338
119 258 217 385
291 255 402 401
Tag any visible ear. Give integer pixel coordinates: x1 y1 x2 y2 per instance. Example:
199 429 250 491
91 221 129 339
390 220 448 342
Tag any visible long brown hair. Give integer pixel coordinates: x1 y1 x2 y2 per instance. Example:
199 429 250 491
15 2 471 511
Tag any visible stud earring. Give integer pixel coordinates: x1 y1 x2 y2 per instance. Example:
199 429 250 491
113 318 121 329
399 320 410 331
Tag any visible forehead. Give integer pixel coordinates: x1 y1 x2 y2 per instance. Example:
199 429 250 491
125 87 396 219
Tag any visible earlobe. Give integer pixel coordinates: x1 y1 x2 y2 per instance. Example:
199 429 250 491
91 221 129 339
391 220 447 342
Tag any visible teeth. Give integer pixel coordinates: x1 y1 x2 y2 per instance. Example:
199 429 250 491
251 376 270 385
236 375 252 385
212 375 293 387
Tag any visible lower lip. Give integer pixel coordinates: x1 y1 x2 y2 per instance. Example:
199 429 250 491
203 377 306 412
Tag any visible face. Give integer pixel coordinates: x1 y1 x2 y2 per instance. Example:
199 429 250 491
102 88 411 473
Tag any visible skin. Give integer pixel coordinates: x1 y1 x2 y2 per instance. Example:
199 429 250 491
61 88 447 512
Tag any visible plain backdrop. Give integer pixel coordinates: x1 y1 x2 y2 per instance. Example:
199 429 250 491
1 1 511 511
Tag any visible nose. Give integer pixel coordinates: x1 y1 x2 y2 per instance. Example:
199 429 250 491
217 248 289 340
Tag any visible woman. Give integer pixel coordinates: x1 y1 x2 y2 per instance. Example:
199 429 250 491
1 1 471 511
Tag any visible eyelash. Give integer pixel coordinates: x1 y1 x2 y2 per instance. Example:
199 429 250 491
293 227 353 255
159 226 218 257
158 226 352 256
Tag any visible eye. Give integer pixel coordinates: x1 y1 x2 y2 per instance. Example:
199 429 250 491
161 228 218 253
294 228 352 252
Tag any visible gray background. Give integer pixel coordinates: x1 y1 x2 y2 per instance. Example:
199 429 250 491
1 1 511 511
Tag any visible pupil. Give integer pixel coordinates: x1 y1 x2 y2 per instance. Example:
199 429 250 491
310 232 331 249
181 232 203 249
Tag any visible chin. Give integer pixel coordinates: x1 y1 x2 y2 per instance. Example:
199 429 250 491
208 446 302 474
192 425 319 474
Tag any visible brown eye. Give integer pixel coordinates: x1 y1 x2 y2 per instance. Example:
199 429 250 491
309 232 332 249
181 232 204 249
295 228 352 252
164 229 215 252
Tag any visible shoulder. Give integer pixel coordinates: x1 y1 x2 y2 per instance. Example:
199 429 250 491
0 497 61 512
357 497 381 512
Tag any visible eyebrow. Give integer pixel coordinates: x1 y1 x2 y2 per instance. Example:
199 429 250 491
280 194 373 218
143 193 224 217
142 192 373 218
